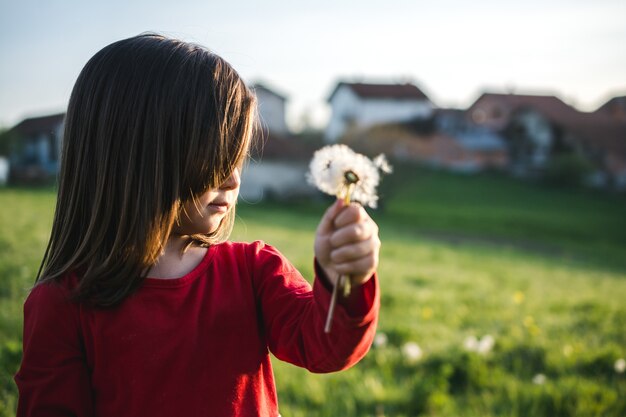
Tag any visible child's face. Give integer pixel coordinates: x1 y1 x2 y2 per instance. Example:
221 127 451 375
174 168 241 236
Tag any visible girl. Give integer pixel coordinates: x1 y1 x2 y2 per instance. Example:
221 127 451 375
15 34 380 416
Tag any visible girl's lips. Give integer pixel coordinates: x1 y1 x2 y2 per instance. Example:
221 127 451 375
208 201 229 213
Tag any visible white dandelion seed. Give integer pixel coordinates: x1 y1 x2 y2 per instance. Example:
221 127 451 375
463 336 479 352
307 144 391 208
532 374 547 385
373 154 393 174
477 335 495 355
402 342 423 362
615 358 626 373
463 335 495 355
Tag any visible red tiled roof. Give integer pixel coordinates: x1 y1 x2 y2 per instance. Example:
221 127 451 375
565 113 626 157
249 132 317 161
11 113 65 136
329 82 430 102
595 96 626 119
596 95 626 110
469 93 579 122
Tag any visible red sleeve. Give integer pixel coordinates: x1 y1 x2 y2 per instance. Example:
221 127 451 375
249 242 379 373
14 281 94 417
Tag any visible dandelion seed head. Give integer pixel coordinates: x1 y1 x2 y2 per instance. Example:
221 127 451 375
464 334 495 355
615 358 626 373
477 334 495 355
373 332 388 348
402 342 423 362
532 373 547 385
463 335 479 352
307 144 391 208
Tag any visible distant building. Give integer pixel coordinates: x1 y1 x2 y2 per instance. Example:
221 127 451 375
432 109 509 172
8 113 65 182
342 111 508 173
241 132 318 201
325 81 433 142
0 157 8 185
467 93 626 187
252 83 289 136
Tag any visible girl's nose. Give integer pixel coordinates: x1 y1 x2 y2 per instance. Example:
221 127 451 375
220 167 241 190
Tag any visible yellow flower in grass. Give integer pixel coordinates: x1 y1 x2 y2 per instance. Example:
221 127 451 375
562 344 573 357
513 291 525 304
523 316 541 336
523 316 534 327
421 307 433 320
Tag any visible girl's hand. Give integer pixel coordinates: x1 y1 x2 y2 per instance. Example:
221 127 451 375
314 199 381 286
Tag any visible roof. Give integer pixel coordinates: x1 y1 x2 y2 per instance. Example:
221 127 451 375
251 83 287 101
328 82 430 102
11 113 65 136
595 96 626 119
469 93 581 123
249 132 317 161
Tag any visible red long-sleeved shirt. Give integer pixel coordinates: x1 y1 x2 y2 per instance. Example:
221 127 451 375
15 241 379 417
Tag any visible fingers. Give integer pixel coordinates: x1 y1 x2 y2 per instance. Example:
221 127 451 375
333 203 367 229
317 199 345 235
330 216 378 248
330 237 380 264
315 200 381 282
333 250 380 280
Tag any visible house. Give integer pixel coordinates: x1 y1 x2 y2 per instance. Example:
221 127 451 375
8 113 65 182
240 83 323 201
466 93 626 187
342 112 508 173
252 82 290 136
240 132 319 202
325 81 433 142
432 109 508 172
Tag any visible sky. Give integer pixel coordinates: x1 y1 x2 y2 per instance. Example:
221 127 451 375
1 0 625 131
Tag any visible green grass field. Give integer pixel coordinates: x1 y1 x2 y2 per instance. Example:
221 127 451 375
1 166 625 416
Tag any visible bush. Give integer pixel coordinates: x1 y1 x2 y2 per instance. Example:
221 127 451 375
542 152 594 187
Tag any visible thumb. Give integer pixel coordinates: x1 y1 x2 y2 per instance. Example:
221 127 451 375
317 199 344 234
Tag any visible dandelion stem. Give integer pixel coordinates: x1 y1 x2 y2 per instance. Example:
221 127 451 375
340 182 354 297
325 180 355 333
324 275 341 333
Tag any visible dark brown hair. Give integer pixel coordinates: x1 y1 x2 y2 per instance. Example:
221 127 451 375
36 33 257 307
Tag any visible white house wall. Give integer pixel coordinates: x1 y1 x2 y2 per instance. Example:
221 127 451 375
358 99 432 127
256 90 289 135
518 110 552 167
325 85 433 142
325 86 361 142
239 160 314 201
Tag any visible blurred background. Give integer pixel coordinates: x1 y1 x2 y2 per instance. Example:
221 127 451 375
1 1 625 416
